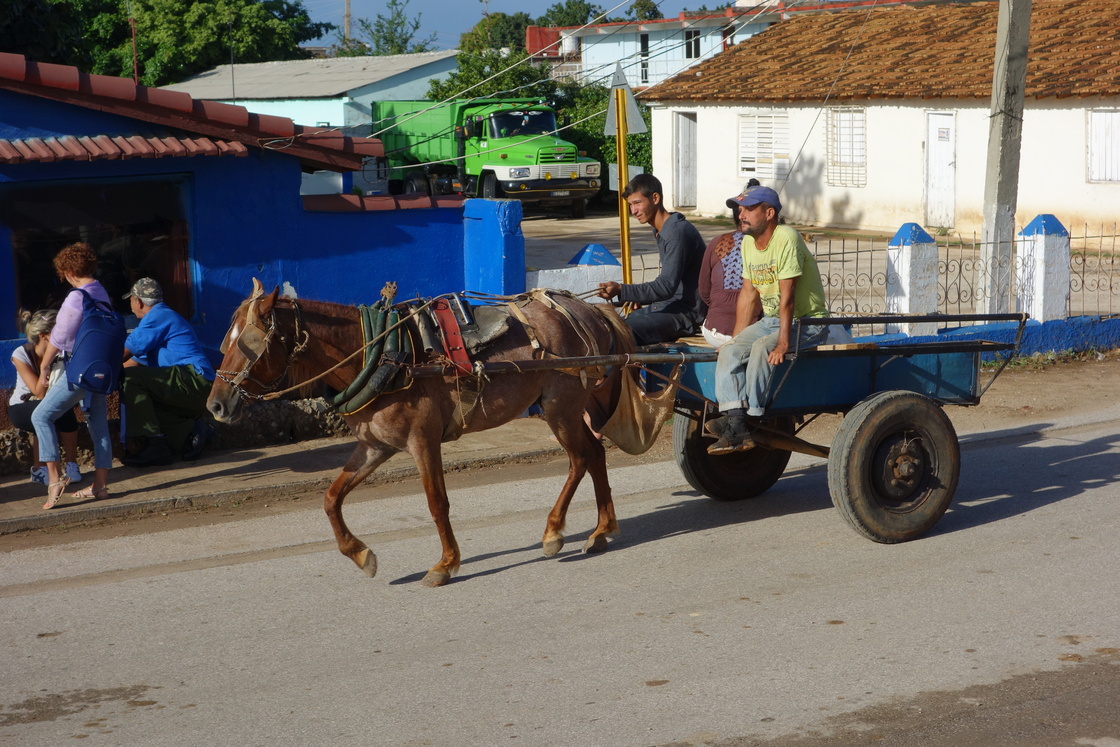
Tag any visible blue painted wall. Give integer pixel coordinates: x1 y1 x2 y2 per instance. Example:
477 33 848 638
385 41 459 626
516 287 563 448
1 90 526 389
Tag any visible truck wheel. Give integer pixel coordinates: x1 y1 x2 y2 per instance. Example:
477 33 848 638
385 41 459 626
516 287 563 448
828 391 959 543
404 175 430 196
570 199 587 219
480 173 500 198
672 410 793 501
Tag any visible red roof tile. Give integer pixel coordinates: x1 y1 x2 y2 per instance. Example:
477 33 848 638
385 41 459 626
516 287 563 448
643 0 1120 103
0 52 383 170
0 134 248 165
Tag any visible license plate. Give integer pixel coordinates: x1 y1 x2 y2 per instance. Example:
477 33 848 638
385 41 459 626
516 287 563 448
551 190 570 197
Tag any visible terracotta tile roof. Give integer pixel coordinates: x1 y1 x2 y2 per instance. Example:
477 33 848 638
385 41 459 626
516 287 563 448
301 193 465 212
0 134 249 164
643 0 1120 103
0 53 383 171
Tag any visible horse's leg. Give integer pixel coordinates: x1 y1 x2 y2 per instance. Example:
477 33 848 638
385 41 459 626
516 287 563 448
539 398 617 557
409 440 461 587
325 441 396 577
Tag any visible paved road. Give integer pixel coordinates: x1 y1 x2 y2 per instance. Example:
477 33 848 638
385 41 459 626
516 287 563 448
2 414 1119 746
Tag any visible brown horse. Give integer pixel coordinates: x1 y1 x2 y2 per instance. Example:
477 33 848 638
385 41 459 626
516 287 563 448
207 280 635 587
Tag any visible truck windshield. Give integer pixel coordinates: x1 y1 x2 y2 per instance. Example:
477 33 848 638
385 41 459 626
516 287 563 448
489 110 558 138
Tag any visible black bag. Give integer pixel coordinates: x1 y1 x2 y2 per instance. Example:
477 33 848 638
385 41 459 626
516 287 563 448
65 288 126 394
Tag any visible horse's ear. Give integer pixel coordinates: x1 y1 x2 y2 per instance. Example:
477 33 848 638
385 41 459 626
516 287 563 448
257 286 281 318
251 278 265 299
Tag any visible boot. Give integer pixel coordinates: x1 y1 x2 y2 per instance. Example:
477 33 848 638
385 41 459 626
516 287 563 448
707 412 755 455
182 419 216 461
122 434 174 467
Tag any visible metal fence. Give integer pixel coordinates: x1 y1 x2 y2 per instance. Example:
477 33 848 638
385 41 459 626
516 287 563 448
812 224 1120 326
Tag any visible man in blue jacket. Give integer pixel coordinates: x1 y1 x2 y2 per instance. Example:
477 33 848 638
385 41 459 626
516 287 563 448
120 278 216 467
596 174 707 345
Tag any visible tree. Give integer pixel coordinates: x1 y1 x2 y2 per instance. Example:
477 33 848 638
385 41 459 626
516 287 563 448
535 1 605 28
0 0 93 69
459 11 532 52
334 0 436 57
627 0 663 21
427 49 558 102
71 0 331 86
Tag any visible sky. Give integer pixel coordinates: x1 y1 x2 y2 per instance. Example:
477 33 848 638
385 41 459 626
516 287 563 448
303 0 700 49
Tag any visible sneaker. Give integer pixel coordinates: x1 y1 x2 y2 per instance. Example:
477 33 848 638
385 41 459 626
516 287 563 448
65 462 83 483
30 466 48 486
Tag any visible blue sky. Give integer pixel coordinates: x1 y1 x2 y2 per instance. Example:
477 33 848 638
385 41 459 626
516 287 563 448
304 0 700 49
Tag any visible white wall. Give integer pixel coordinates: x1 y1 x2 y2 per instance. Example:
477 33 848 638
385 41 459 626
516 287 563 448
651 98 1120 234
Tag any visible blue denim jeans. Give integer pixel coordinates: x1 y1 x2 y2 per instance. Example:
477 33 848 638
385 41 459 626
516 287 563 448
31 382 112 470
714 316 829 416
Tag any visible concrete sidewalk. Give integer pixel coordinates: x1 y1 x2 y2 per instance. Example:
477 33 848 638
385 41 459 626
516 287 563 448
0 417 565 535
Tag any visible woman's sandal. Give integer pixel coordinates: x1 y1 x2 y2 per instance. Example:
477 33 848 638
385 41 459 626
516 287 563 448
43 477 71 510
72 486 110 501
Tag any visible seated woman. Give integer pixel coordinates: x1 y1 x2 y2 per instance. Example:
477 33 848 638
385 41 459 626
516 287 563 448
8 309 83 486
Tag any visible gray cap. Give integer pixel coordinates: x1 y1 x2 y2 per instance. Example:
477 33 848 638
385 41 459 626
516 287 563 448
123 277 163 304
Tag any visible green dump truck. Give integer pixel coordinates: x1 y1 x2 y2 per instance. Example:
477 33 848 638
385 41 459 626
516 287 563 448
373 98 602 218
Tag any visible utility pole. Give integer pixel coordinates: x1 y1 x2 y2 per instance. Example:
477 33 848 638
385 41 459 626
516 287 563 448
979 0 1031 314
344 0 351 45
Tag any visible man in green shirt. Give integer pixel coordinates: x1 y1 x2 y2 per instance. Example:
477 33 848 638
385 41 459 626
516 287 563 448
709 185 829 454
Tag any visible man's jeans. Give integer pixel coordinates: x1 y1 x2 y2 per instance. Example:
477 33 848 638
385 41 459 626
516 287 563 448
715 316 829 416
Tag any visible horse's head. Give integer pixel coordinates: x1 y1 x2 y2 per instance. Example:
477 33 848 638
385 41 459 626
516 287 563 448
207 278 286 423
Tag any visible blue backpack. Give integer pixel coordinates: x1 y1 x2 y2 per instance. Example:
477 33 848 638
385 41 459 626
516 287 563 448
66 288 126 394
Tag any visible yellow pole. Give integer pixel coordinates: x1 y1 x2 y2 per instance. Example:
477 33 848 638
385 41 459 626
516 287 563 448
615 87 632 284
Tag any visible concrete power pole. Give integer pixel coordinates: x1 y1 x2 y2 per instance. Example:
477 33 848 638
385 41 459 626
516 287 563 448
979 0 1032 314
344 0 351 44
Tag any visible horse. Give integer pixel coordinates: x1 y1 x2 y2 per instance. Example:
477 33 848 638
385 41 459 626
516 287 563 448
207 279 635 587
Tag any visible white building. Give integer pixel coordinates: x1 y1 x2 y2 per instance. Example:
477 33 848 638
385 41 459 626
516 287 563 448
526 6 777 91
641 0 1120 235
163 51 458 136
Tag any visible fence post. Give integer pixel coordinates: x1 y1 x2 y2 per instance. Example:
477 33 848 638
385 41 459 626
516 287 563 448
1016 214 1069 322
886 223 939 336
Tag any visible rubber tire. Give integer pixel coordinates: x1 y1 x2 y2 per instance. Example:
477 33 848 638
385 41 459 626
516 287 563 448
480 173 500 198
387 179 403 196
828 391 959 544
570 198 587 219
672 410 793 501
404 174 430 196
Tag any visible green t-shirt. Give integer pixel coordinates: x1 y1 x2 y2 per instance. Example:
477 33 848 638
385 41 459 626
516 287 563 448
741 225 828 320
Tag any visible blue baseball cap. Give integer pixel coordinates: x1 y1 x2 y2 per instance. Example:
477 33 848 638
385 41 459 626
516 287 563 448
727 185 782 214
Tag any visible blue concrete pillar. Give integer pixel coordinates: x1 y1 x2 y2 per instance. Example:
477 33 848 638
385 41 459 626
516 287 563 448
463 198 525 295
1016 214 1069 322
886 223 939 336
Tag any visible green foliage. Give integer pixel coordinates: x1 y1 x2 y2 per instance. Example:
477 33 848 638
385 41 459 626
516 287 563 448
459 11 532 52
627 0 663 21
427 49 558 102
554 82 653 185
0 0 93 69
333 0 435 57
51 0 332 86
535 0 605 27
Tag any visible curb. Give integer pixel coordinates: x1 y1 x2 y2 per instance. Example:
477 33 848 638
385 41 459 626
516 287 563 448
0 445 564 535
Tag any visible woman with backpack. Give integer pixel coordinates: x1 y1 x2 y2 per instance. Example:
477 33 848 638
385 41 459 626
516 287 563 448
32 242 114 509
8 309 84 487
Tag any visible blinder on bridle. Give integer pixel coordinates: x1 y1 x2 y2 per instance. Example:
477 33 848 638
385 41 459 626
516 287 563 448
217 300 279 392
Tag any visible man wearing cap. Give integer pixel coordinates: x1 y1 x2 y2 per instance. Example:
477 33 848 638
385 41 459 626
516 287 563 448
120 278 216 467
596 173 706 345
708 185 829 455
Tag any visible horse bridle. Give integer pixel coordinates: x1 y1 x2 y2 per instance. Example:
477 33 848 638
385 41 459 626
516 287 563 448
216 299 309 400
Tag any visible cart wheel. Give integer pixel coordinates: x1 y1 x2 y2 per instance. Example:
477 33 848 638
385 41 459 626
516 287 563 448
673 410 793 501
828 391 959 543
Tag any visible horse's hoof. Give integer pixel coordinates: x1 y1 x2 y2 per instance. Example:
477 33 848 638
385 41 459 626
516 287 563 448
542 536 565 557
421 570 451 587
355 548 378 578
583 534 610 554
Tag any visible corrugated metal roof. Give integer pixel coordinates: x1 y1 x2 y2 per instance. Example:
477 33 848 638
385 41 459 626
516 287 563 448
0 52 383 171
643 0 1120 103
162 50 459 100
0 134 248 164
